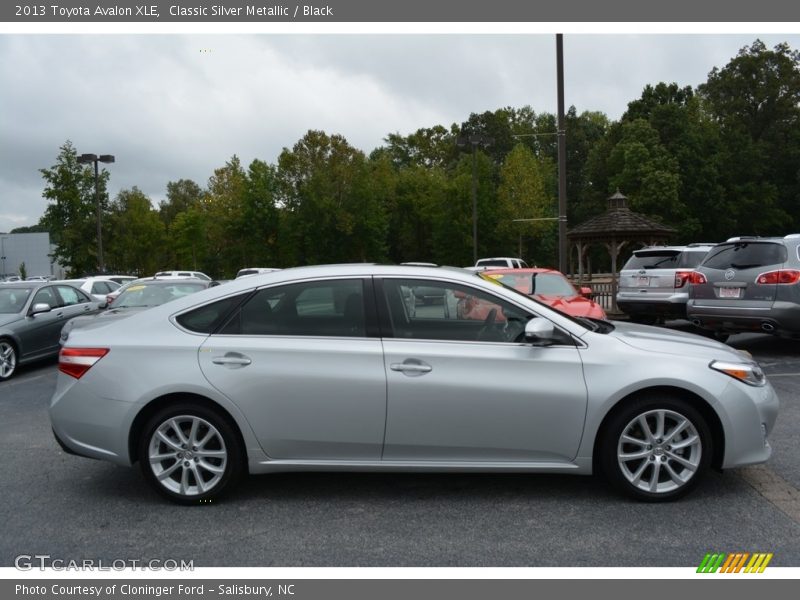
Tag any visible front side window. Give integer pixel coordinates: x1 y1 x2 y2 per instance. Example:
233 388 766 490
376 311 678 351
221 279 367 337
381 278 532 343
32 286 58 309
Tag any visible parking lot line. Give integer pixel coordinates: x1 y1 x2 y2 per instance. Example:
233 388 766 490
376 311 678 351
738 465 800 524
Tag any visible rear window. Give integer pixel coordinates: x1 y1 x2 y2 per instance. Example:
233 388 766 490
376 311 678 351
476 259 511 267
701 242 787 270
623 249 709 270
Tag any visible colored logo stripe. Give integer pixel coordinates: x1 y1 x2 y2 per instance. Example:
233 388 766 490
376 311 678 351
697 553 773 573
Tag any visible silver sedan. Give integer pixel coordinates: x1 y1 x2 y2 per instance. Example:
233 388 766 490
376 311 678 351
50 264 779 503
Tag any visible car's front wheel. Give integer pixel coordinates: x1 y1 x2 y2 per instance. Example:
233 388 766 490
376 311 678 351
138 403 244 504
0 339 17 381
600 395 711 501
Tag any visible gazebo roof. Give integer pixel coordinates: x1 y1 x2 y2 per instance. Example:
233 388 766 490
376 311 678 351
567 190 676 242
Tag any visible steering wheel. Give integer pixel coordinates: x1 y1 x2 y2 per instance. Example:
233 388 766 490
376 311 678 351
477 308 498 341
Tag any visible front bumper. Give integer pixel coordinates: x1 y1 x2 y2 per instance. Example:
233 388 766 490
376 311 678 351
719 378 779 469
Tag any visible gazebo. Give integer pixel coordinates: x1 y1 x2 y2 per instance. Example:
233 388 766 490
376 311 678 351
567 190 676 311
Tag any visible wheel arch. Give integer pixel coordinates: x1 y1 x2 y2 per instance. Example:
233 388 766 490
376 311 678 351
128 392 249 471
592 385 725 473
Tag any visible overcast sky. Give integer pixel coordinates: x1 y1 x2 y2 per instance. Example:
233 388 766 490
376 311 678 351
2 33 800 233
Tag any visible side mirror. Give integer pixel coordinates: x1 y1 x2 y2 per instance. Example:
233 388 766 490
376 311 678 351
30 303 51 315
524 317 555 345
580 286 593 298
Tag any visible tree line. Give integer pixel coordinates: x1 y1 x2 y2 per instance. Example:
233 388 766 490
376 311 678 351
20 40 800 278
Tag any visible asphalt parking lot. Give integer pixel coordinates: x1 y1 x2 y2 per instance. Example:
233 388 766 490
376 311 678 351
1 327 799 567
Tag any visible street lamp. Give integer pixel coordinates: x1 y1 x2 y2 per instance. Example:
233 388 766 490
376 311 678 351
77 153 115 273
456 133 493 264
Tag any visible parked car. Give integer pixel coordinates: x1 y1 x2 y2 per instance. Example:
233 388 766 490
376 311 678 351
236 268 281 278
471 257 529 270
104 275 137 286
484 268 607 319
687 235 800 340
51 264 778 503
0 281 102 380
60 278 214 345
1 275 21 283
54 277 121 303
616 244 716 323
25 275 51 282
155 270 211 281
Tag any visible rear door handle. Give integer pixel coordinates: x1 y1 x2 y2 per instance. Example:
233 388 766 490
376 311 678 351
212 353 252 367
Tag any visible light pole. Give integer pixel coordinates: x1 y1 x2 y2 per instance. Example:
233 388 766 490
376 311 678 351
77 153 115 273
456 133 492 264
556 33 568 274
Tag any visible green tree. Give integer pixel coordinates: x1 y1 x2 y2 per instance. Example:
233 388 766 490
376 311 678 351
497 144 556 264
105 187 166 275
39 141 109 276
159 179 203 229
698 40 800 234
277 130 387 265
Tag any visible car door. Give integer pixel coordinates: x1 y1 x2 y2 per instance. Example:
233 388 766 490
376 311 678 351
197 278 387 461
55 285 98 319
21 285 66 358
377 277 588 463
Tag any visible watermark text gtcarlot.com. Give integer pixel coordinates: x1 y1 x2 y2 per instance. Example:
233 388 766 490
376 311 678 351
14 554 194 571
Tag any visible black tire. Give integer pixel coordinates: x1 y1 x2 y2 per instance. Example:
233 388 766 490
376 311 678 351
0 338 18 381
599 395 712 502
138 403 244 504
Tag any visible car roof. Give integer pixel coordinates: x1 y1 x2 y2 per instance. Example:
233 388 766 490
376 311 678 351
483 267 560 275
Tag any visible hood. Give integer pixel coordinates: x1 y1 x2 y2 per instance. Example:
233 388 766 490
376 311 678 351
534 294 605 318
0 313 23 328
610 320 749 362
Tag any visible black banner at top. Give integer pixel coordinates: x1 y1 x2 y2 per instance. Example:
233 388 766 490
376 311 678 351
3 0 800 22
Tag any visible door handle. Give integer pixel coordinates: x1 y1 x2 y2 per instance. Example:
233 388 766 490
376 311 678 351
212 353 252 367
390 361 432 375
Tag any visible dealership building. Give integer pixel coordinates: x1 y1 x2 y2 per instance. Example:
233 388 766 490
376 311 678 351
0 232 65 279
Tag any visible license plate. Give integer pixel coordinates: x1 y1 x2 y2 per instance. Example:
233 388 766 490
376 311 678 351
636 276 649 286
719 287 741 299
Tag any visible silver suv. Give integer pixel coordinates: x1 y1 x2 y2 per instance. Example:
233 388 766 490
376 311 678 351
617 244 715 323
687 235 800 339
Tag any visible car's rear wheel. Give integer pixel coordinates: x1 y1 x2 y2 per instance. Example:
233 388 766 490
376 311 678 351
600 395 711 501
0 339 17 381
138 404 244 504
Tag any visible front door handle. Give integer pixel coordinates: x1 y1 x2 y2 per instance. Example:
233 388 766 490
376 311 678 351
390 360 432 376
212 353 252 367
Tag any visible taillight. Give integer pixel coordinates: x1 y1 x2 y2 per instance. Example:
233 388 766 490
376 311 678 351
687 271 707 285
59 348 109 379
755 269 800 285
674 271 691 288
106 294 115 305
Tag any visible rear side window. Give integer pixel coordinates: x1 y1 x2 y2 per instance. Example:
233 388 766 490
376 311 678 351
176 294 249 334
220 279 366 337
701 243 787 270
56 285 90 306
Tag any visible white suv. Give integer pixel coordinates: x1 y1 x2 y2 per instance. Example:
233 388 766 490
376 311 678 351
154 270 211 281
473 257 529 270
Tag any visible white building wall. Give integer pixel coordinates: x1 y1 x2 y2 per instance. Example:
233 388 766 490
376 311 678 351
0 233 64 279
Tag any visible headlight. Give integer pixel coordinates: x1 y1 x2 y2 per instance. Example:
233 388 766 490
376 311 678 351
709 360 767 387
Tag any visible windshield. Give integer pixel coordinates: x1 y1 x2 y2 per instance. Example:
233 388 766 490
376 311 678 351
114 282 205 308
488 272 576 297
0 287 32 313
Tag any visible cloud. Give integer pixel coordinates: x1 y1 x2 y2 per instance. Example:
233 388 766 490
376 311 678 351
1 33 798 233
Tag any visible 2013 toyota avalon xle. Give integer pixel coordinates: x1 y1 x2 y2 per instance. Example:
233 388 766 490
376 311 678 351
50 264 779 503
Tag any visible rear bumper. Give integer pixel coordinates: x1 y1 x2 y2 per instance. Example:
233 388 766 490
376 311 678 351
686 300 800 335
616 292 689 317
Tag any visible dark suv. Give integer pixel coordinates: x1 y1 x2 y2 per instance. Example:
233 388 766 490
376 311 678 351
616 244 715 323
687 235 800 339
